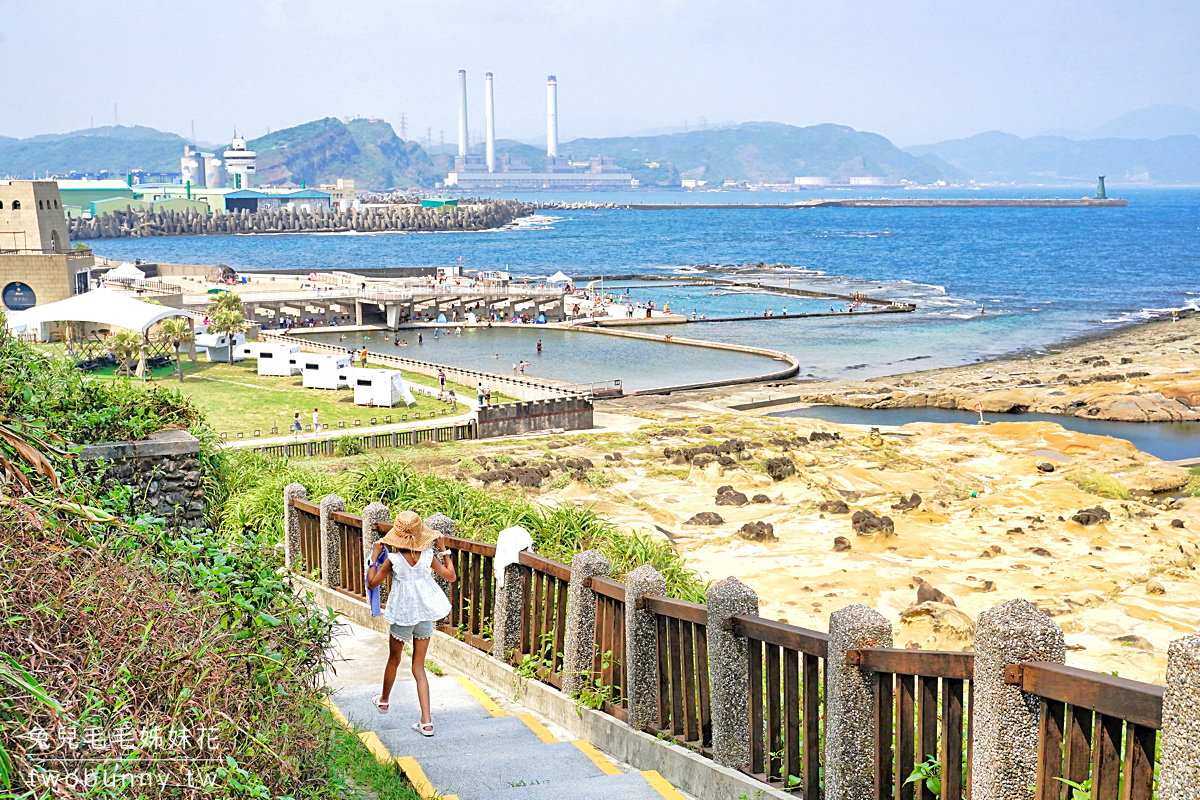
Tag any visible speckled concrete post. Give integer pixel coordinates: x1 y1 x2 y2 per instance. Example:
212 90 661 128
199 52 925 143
825 605 894 800
624 564 667 731
561 550 610 697
1159 633 1200 799
362 502 389 600
972 598 1065 800
706 576 758 771
318 494 345 589
282 483 306 571
491 561 525 661
424 513 457 625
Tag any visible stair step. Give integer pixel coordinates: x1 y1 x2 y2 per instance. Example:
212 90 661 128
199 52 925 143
470 770 669 800
416 741 612 797
333 677 492 731
376 716 542 760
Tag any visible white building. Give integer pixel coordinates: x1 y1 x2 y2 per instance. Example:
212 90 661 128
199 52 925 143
301 353 352 390
238 341 301 376
344 368 415 408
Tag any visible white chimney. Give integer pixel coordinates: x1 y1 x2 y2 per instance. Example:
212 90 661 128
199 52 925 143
546 75 559 158
485 72 496 173
457 69 468 157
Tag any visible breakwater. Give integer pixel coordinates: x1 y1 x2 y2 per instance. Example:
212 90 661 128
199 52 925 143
534 197 1126 210
68 200 533 239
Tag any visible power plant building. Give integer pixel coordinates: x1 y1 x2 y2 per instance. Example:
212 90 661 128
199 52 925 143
446 72 632 189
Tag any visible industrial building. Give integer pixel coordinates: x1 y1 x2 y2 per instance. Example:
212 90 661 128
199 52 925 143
446 72 633 190
223 188 332 213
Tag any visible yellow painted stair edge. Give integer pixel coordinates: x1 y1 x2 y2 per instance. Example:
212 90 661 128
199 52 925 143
641 769 688 800
453 674 507 717
570 739 622 776
320 696 458 800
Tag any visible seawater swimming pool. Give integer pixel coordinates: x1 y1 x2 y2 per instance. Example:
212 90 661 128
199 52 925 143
299 326 787 392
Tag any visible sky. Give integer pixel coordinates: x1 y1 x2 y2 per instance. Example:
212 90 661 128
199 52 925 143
2 0 1197 147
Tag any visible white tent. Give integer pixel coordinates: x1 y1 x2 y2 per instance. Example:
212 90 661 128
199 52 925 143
106 263 147 281
547 271 573 284
5 288 190 338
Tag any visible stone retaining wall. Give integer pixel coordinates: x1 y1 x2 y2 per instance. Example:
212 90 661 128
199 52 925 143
77 430 205 530
477 396 594 437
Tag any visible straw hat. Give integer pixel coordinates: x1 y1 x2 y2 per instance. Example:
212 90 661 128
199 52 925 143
379 511 440 552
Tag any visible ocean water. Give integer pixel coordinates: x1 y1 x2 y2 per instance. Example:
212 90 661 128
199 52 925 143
95 187 1200 381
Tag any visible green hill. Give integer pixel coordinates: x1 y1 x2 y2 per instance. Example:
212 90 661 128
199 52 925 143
0 125 193 177
559 122 954 185
249 118 435 190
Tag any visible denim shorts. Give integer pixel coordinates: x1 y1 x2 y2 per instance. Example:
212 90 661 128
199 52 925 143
389 620 434 643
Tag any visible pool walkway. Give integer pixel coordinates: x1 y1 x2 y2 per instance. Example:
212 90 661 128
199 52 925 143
324 623 688 800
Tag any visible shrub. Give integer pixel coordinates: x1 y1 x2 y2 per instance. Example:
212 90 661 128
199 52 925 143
333 434 366 457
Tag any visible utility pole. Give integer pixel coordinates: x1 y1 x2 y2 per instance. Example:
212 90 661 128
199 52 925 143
399 113 407 139
113 103 118 126
191 119 196 141
425 127 432 150
700 116 707 130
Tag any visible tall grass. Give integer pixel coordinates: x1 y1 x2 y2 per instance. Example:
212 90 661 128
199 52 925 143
215 454 708 601
1066 471 1132 501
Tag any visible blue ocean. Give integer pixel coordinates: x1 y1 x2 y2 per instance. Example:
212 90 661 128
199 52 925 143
95 187 1200 382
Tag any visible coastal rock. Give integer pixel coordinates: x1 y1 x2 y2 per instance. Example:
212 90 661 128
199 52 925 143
809 431 841 444
738 521 776 542
685 512 725 526
898 602 976 651
1113 634 1155 653
851 509 895 537
765 457 796 481
1071 506 1111 526
1146 580 1167 596
1121 464 1190 493
1037 461 1056 473
715 488 750 507
818 500 851 515
914 577 955 606
891 493 922 511
832 536 852 552
751 494 772 504
1171 519 1186 528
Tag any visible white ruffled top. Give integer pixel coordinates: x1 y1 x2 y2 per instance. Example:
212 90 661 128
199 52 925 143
382 548 452 627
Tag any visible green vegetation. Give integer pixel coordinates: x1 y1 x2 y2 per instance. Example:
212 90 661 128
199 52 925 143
215 453 707 602
1186 466 1200 497
1067 471 1132 501
0 317 423 797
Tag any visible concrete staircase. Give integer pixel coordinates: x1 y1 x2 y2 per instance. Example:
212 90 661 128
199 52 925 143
332 676 685 800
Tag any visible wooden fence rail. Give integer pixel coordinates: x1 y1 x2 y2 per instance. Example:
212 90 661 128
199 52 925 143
517 550 572 687
1005 662 1162 800
732 615 828 794
848 648 974 800
283 495 1175 799
642 594 712 753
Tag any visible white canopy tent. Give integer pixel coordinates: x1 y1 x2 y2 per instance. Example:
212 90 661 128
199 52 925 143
5 288 192 337
547 271 573 284
105 263 147 281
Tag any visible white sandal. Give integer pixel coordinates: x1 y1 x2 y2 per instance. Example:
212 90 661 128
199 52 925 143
412 721 434 737
373 695 389 714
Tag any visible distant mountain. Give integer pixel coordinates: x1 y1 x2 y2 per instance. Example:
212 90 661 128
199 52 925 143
554 122 954 186
0 125 194 177
249 117 435 190
1090 105 1200 140
907 131 1200 185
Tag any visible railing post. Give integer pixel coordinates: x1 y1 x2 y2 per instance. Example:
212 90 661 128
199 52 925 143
1159 632 1200 798
706 576 758 771
318 494 345 589
624 565 667 732
825 605 893 800
561 550 610 697
362 501 389 599
282 483 306 571
490 559 525 662
972 598 1065 800
424 513 457 625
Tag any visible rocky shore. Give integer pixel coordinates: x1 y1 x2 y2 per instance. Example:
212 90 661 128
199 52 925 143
786 314 1200 423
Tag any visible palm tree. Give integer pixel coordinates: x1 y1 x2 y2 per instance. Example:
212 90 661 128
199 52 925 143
206 291 243 318
155 317 194 383
106 329 142 377
208 308 246 364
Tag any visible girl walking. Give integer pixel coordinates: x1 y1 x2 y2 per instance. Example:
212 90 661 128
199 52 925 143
367 511 457 736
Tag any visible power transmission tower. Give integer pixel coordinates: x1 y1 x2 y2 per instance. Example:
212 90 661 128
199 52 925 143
439 130 445 150
113 103 118 126
191 119 196 141
426 127 433 150
399 113 407 139
700 116 707 130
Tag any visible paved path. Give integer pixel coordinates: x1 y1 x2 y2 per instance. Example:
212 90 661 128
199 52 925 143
324 624 688 800
223 408 475 449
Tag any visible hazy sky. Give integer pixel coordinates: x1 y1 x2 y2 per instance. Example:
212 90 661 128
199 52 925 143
2 0 1197 146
